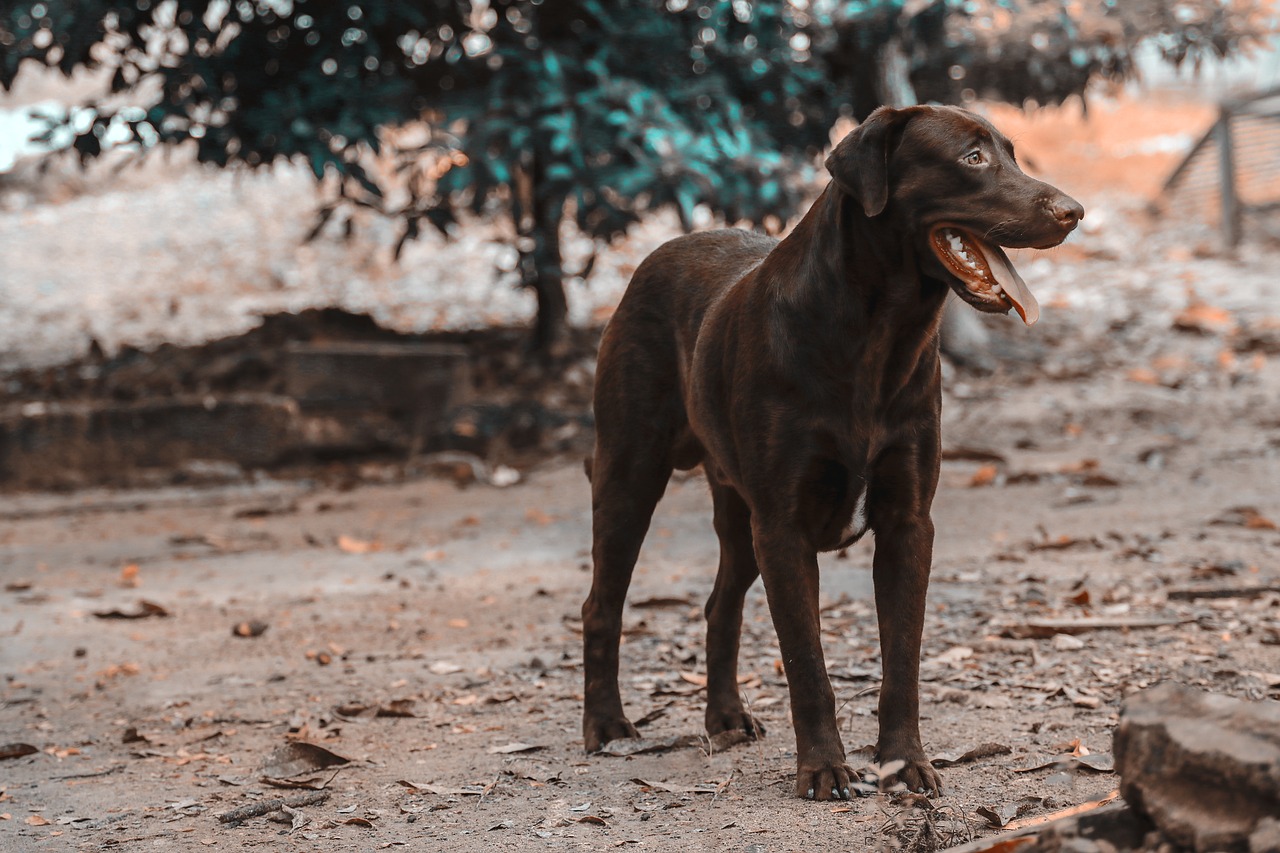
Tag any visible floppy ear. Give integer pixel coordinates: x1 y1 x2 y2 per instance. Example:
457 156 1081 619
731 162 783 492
824 107 906 218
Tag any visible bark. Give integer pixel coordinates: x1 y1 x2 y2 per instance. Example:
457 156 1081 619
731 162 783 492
516 160 569 358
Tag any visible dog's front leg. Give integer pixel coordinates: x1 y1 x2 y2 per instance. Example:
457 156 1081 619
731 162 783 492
754 525 855 801
869 454 943 795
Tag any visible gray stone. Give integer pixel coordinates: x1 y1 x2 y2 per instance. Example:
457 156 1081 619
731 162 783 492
0 394 299 489
280 341 470 413
1115 683 1280 853
1252 817 1280 853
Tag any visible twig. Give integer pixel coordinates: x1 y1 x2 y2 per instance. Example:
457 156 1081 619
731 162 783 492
739 690 769 784
710 770 734 805
217 791 329 823
53 764 125 781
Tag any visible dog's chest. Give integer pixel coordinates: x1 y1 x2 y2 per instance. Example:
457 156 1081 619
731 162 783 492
836 480 870 548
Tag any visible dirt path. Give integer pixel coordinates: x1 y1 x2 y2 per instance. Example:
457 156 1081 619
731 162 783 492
3 314 1278 850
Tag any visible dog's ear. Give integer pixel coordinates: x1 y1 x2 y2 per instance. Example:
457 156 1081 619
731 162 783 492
825 107 907 218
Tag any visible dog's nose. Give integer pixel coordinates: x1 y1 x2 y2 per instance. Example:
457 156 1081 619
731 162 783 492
1049 197 1084 229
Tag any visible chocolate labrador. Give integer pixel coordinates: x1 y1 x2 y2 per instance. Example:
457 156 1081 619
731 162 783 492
582 105 1082 799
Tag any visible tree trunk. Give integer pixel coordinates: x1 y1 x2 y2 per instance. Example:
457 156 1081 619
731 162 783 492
518 161 569 359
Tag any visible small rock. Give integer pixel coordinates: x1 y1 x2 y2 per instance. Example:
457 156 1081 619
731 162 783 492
1251 817 1280 853
1052 633 1086 651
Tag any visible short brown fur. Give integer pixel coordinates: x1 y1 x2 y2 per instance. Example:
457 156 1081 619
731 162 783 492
582 106 1082 799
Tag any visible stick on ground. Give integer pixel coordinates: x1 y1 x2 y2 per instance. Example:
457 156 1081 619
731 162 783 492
216 790 329 824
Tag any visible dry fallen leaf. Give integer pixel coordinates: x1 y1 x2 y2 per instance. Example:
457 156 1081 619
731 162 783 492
260 742 351 779
120 563 140 587
0 744 38 761
976 802 1019 828
428 661 464 675
93 600 170 620
969 464 999 488
1173 300 1237 336
487 742 544 755
337 535 382 554
525 508 554 525
930 742 1011 768
25 815 50 826
1210 506 1277 530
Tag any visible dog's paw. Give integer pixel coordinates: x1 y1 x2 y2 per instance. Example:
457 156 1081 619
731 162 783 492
877 752 942 796
794 759 858 801
582 714 639 753
705 707 766 740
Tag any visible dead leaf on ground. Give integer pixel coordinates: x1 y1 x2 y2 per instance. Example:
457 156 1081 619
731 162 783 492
1029 535 1101 552
632 701 674 728
1210 506 1277 530
975 803 1020 828
525 508 554 525
0 744 38 761
3 580 32 592
336 698 417 719
969 465 999 488
261 773 337 791
1173 300 1237 336
396 780 484 796
487 742 544 755
930 742 1011 768
630 778 722 795
93 600 170 620
1002 791 1120 832
942 446 1008 464
232 620 269 638
599 730 751 757
631 596 696 609
339 817 375 828
1014 753 1114 774
119 563 139 587
25 815 50 826
1010 616 1189 638
260 742 351 779
428 661 464 675
336 535 382 554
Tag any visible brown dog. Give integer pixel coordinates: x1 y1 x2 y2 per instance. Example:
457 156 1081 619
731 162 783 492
582 105 1082 799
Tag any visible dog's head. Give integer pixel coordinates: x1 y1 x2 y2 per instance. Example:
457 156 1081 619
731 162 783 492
825 105 1083 325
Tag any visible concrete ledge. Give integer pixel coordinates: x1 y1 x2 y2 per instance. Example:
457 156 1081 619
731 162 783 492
281 342 470 412
0 394 299 490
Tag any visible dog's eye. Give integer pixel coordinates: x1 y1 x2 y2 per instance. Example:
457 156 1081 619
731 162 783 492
963 150 984 166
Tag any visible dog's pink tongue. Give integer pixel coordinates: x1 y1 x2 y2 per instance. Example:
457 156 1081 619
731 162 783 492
978 239 1039 326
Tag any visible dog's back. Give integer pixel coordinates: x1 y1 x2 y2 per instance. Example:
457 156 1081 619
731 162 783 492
603 228 776 362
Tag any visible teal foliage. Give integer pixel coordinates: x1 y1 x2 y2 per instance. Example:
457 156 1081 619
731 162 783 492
824 0 1273 110
0 1 834 247
4 1 1266 344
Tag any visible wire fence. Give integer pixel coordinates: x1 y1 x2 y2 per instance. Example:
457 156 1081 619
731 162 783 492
1161 88 1280 247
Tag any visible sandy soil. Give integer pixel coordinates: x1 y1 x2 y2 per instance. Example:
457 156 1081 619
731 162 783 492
2 279 1278 849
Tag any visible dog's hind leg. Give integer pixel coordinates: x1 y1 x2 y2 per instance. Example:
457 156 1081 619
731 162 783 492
581 438 672 752
703 476 765 739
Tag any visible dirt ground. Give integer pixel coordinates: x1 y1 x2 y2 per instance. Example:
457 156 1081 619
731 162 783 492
3 260 1279 850
3 92 1280 851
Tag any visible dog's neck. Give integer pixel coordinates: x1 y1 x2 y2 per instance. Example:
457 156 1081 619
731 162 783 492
760 185 949 388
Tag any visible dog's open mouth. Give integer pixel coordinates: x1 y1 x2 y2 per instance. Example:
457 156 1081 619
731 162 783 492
929 227 1039 326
